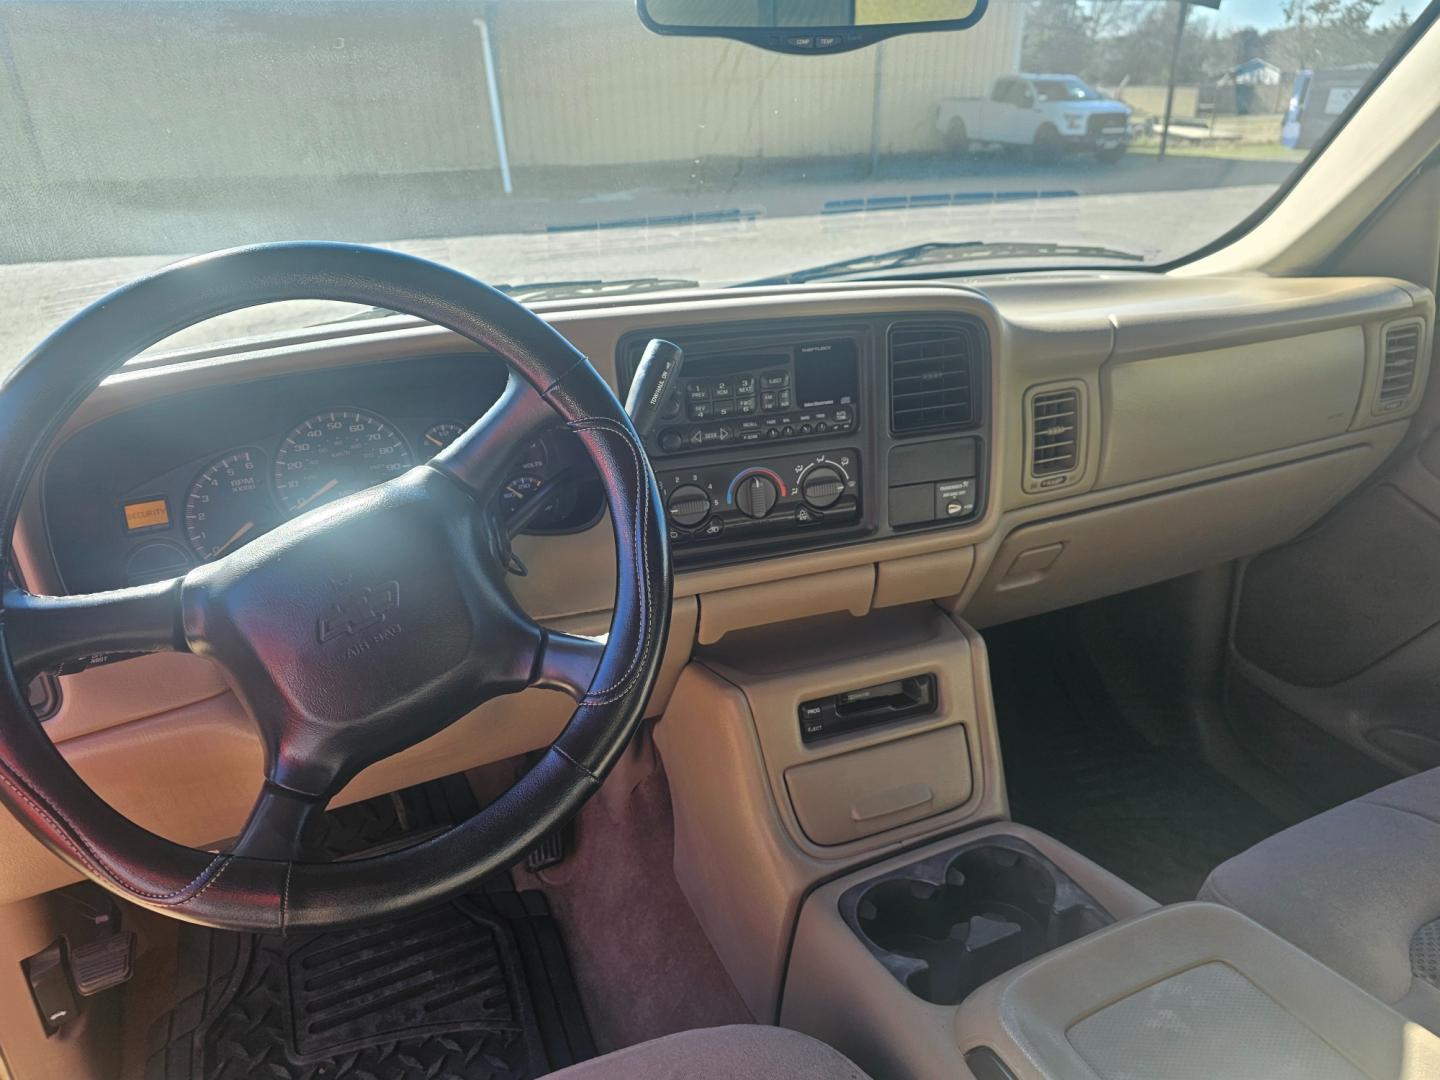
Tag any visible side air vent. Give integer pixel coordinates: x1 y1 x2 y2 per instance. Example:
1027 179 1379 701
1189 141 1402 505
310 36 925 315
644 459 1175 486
1377 321 1422 412
1025 383 1085 492
888 323 980 435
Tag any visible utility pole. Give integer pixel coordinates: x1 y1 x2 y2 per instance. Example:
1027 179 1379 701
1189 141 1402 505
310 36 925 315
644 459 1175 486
1158 1 1190 160
869 41 886 177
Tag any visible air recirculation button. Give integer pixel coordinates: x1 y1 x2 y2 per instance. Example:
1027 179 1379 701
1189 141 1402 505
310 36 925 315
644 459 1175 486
666 484 711 528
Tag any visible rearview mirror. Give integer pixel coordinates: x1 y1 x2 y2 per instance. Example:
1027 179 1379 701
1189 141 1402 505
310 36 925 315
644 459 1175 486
636 0 987 55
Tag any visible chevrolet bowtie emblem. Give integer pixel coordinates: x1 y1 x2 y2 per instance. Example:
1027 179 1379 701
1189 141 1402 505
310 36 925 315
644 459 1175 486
316 580 400 643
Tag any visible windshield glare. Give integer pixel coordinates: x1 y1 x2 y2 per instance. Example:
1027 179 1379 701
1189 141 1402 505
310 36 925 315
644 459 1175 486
0 0 1427 363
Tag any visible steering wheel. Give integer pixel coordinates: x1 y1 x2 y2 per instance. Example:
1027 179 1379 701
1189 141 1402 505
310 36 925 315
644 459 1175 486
0 243 671 932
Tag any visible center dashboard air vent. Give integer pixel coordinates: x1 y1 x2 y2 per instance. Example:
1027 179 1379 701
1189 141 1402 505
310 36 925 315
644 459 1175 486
1025 382 1085 493
888 323 982 435
1376 320 1423 413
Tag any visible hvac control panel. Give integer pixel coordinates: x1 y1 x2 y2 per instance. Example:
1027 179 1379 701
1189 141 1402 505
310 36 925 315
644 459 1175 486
659 448 861 549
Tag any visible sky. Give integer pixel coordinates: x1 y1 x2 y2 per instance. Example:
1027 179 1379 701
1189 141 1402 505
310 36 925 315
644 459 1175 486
1202 0 1414 30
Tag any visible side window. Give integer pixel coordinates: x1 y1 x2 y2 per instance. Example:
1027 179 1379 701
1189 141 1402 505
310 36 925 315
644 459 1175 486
1016 81 1035 108
991 79 1012 105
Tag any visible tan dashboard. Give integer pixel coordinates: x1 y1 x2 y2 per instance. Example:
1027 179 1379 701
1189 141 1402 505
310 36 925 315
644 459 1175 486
1 271 1432 904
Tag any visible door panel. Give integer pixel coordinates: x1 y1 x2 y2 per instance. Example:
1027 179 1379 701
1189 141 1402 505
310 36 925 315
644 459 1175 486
1227 432 1440 797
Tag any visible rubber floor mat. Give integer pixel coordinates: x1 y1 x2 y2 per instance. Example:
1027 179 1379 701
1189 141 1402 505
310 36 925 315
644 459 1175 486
143 778 594 1080
986 617 1284 904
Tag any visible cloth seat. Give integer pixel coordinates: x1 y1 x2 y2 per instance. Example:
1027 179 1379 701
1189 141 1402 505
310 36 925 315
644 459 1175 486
1200 767 1440 1033
547 1025 870 1080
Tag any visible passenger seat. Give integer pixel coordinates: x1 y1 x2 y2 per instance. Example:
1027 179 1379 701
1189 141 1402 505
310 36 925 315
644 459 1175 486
1201 767 1440 1033
547 1025 870 1079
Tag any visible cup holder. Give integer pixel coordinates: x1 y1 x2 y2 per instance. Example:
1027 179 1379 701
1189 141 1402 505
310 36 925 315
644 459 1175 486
841 836 1111 1005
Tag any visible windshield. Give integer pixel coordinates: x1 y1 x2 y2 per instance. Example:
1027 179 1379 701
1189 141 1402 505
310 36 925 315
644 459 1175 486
0 0 1428 364
1033 78 1100 102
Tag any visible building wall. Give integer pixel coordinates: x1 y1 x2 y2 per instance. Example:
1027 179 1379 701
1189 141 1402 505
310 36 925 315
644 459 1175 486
1111 84 1201 119
0 0 1023 186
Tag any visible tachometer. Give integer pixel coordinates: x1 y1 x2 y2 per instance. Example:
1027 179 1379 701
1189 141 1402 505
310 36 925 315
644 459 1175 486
273 409 413 515
184 449 275 560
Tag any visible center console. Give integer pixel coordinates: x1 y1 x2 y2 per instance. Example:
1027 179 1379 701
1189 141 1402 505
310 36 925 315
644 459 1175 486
652 598 1440 1080
783 832 1440 1080
618 315 989 566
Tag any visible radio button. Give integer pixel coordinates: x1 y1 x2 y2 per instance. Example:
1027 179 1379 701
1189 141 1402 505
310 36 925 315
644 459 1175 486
713 377 734 397
737 395 758 415
712 399 736 419
658 429 684 453
685 381 711 403
736 375 757 396
689 402 712 420
762 371 789 389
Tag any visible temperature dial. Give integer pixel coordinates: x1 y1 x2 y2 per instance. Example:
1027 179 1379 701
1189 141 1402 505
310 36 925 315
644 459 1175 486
734 472 780 519
801 465 846 509
667 484 711 528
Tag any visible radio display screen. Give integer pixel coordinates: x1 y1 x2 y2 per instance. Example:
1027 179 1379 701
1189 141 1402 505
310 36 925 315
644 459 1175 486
795 339 858 410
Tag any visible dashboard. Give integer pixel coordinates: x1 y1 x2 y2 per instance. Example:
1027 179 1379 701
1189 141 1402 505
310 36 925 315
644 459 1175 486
1 273 1431 907
41 354 604 594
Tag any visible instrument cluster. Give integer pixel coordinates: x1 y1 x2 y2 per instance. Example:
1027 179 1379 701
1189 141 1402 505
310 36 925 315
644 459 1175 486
42 355 601 593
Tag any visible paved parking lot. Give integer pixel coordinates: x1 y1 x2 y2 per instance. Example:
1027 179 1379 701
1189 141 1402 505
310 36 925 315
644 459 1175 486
0 150 1292 369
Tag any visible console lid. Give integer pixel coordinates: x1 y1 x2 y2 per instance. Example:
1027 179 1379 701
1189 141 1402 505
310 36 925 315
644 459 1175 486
955 902 1440 1079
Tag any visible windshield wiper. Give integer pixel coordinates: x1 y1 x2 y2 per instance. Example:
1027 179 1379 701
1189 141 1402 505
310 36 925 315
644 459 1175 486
317 276 700 328
738 241 1144 286
495 276 699 302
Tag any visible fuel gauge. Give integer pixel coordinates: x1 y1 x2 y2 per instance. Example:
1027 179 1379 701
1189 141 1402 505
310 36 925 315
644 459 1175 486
420 421 467 459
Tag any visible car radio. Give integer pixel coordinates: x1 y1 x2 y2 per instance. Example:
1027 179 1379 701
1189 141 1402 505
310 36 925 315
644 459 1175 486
643 338 859 457
658 448 861 547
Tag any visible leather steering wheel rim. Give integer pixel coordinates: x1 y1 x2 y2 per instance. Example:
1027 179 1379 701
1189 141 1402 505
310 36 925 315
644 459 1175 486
0 242 671 932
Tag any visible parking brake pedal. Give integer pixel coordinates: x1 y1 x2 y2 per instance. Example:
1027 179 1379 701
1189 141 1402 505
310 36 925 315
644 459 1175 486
525 819 574 872
70 932 135 996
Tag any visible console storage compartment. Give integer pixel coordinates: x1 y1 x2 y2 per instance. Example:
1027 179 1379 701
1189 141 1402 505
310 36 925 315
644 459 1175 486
786 725 972 846
842 836 1110 1004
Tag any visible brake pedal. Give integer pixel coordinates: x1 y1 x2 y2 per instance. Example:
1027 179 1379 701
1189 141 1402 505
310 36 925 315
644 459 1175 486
70 931 135 996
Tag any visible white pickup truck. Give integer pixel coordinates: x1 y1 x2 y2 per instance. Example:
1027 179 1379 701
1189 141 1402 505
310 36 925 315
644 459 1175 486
937 74 1132 163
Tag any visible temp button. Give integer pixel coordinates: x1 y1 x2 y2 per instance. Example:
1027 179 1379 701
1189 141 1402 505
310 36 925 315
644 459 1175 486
733 472 780 518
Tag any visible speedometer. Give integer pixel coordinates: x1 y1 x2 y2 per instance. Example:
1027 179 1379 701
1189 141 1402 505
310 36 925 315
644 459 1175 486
273 409 413 515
